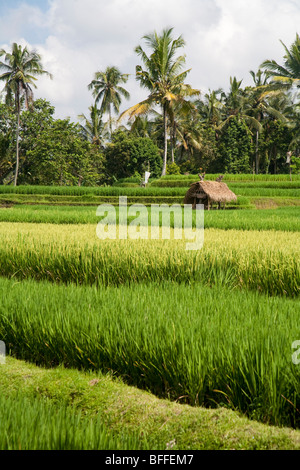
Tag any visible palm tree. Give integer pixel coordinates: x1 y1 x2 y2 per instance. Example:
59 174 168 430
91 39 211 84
88 66 130 137
168 97 200 163
247 69 287 173
78 104 109 147
129 115 153 138
172 106 203 162
0 43 52 185
196 88 224 131
119 28 199 176
217 76 262 135
260 34 300 89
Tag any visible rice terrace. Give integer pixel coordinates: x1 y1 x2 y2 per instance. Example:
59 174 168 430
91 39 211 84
0 18 300 453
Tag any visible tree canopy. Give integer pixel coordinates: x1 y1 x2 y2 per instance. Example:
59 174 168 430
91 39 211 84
2 30 300 185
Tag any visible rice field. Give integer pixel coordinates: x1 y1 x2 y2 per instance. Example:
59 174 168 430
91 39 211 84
0 392 158 450
0 278 300 428
0 175 299 448
1 176 300 198
0 222 298 297
0 205 299 231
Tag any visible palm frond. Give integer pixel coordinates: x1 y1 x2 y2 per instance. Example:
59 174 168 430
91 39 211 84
118 98 154 122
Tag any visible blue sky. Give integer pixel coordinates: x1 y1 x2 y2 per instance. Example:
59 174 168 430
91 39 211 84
1 0 300 123
0 0 50 44
0 0 48 9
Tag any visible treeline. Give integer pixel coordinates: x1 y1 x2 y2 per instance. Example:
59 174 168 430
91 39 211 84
0 99 162 185
1 30 300 186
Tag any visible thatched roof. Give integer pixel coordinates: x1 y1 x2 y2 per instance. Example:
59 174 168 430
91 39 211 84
184 180 237 204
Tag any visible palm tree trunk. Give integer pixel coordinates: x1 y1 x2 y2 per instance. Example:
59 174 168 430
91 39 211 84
161 104 168 176
14 89 20 186
109 104 112 138
170 141 174 164
255 130 259 174
171 122 176 164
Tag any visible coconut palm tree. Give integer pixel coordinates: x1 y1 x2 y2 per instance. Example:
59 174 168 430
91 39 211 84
168 97 201 163
78 104 109 147
128 115 154 139
247 69 288 173
88 66 130 137
0 43 52 185
119 28 199 176
260 34 300 89
217 76 262 134
196 88 224 131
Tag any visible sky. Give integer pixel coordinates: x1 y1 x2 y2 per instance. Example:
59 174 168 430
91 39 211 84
1 0 300 123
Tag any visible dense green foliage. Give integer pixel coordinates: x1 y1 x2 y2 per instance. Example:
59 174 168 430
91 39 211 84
0 100 106 186
2 33 300 185
217 117 253 173
104 130 162 180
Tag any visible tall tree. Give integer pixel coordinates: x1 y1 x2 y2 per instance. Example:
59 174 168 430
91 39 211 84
119 28 199 176
260 34 300 89
78 104 109 147
247 69 287 173
0 43 52 185
196 88 224 131
88 66 130 137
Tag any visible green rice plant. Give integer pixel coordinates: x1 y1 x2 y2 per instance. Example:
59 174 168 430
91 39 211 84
1 205 300 231
1 182 299 204
203 206 300 231
229 182 300 189
158 174 300 182
0 193 186 207
0 278 299 428
232 188 300 198
0 223 298 296
0 185 187 197
152 180 300 189
0 393 156 450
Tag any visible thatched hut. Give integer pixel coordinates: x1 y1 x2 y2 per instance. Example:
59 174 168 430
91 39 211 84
184 179 237 210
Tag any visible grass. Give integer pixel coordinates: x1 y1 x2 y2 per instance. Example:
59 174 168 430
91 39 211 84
151 180 300 189
0 193 188 207
0 185 189 197
252 197 300 209
1 180 300 198
0 277 299 429
1 178 300 209
0 205 299 231
0 392 154 450
1 356 300 450
0 222 299 296
157 174 300 181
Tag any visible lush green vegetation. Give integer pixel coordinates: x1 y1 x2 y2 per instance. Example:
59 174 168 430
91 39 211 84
0 177 300 206
1 29 300 451
0 392 155 450
2 32 300 186
0 277 299 429
0 222 298 297
3 357 300 451
0 205 299 232
0 200 299 447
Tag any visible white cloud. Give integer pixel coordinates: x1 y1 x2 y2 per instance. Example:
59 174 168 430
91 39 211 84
0 3 48 44
2 0 300 122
